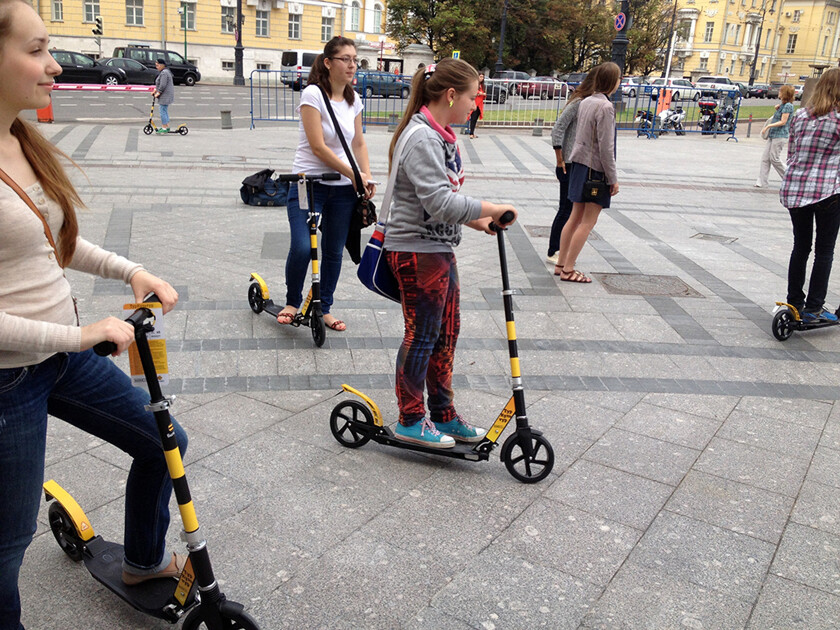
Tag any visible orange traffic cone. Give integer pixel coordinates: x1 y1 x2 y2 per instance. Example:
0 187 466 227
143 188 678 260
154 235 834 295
37 99 54 123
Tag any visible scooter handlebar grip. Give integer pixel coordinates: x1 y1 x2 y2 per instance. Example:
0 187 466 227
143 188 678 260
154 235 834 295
92 293 160 357
276 174 302 182
276 172 341 182
489 210 516 232
320 173 341 181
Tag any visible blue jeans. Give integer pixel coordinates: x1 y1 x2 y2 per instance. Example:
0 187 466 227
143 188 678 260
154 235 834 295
0 350 187 630
548 164 572 256
159 103 169 126
285 182 355 315
787 194 840 312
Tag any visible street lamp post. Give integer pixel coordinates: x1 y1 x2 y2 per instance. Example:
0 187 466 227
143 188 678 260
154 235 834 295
177 5 187 59
494 0 510 75
749 0 775 86
234 0 245 86
610 0 631 107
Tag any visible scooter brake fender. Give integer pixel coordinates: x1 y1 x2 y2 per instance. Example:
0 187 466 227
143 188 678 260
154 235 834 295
340 384 384 427
248 273 270 300
43 479 96 541
774 301 802 320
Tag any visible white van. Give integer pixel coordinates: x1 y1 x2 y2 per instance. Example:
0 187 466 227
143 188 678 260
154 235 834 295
280 50 320 90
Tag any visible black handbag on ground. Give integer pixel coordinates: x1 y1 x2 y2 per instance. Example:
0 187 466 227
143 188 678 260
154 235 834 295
317 85 377 227
582 119 610 203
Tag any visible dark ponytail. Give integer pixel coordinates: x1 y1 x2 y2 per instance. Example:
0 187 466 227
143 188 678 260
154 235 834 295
307 36 356 104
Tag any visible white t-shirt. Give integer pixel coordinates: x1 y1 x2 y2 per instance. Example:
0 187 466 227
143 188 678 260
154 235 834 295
293 84 364 186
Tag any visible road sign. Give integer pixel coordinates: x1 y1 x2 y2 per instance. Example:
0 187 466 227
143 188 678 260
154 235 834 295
614 13 626 31
452 50 460 59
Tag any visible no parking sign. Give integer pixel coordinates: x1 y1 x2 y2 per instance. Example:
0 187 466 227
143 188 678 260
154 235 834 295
615 13 626 31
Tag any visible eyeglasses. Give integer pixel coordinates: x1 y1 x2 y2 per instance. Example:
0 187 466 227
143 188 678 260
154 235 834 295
330 56 359 66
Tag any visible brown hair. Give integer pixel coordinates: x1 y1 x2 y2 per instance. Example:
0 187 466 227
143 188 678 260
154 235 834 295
307 36 356 105
779 84 795 104
388 58 478 166
1 0 82 266
808 68 840 117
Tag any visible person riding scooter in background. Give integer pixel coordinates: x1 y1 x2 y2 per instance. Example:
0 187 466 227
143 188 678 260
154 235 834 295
0 3 186 628
153 57 174 133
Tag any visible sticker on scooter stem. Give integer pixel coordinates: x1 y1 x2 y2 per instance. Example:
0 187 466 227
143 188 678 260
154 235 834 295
174 557 196 606
485 396 516 443
123 301 169 386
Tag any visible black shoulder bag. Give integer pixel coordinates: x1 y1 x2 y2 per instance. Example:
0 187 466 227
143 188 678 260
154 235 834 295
582 118 610 202
316 85 377 227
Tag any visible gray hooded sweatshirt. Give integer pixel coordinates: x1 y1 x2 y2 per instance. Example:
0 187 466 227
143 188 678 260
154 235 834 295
383 112 482 253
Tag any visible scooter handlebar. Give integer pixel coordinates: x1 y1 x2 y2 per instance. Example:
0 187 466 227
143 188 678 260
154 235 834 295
93 293 160 357
489 210 516 233
275 172 341 182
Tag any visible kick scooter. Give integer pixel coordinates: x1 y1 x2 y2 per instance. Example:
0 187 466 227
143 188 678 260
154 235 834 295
771 301 840 341
43 296 260 628
328 212 555 483
248 172 341 348
143 94 188 136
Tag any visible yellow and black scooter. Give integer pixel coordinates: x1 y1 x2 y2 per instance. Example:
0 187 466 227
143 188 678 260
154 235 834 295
248 172 340 348
143 94 188 136
43 297 259 629
328 212 555 483
771 301 840 340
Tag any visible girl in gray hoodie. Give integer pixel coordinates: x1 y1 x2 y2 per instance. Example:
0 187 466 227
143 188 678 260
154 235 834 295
383 59 517 449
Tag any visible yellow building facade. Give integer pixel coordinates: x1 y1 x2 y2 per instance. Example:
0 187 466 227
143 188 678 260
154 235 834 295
671 0 840 85
34 0 403 82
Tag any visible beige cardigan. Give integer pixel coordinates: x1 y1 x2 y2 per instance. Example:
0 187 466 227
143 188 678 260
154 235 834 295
568 93 618 185
0 181 143 368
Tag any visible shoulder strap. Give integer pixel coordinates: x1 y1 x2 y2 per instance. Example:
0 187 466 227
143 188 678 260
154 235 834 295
0 167 63 268
316 85 365 194
379 124 424 225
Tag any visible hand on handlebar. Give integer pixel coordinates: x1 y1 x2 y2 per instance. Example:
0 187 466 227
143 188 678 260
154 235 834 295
81 317 135 356
130 270 178 314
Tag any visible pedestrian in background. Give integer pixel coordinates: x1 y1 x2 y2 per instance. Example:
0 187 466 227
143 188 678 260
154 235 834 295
384 59 516 448
548 70 598 266
275 36 376 332
153 57 174 133
0 3 187 626
781 68 840 322
756 84 795 187
468 73 485 138
555 62 621 283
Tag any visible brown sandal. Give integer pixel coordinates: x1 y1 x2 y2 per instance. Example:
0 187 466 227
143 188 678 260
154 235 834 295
325 318 346 332
560 269 591 283
276 310 296 325
553 264 564 276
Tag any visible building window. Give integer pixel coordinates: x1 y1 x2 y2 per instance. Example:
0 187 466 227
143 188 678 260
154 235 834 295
222 61 234 71
51 0 63 21
786 33 797 53
699 56 708 69
823 35 830 55
257 62 271 70
829 12 836 25
350 1 361 31
222 6 234 32
734 24 741 45
704 21 714 43
288 13 301 39
739 60 746 74
321 16 334 41
180 2 196 30
373 3 383 34
83 0 99 22
126 0 143 26
792 10 801 23
718 57 725 73
256 10 269 36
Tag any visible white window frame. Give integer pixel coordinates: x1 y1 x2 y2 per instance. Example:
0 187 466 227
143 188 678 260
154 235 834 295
83 0 100 22
288 13 301 39
704 21 714 43
221 60 235 71
256 9 270 37
350 1 361 31
321 16 334 41
51 0 63 21
786 33 797 53
222 6 235 33
373 3 383 34
126 0 144 26
181 1 196 31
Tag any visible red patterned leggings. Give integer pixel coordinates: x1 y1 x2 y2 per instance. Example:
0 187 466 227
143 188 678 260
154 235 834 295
387 251 460 426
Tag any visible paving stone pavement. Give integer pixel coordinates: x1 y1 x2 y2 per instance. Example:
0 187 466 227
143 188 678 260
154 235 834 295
17 120 840 629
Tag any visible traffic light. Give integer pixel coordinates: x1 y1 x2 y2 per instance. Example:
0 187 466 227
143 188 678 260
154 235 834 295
92 16 103 37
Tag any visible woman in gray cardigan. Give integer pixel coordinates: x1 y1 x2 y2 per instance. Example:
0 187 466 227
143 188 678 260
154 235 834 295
548 71 599 264
555 62 621 283
153 58 175 133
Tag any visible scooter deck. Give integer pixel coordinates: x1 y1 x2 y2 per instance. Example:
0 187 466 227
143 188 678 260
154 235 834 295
370 426 491 462
83 537 196 622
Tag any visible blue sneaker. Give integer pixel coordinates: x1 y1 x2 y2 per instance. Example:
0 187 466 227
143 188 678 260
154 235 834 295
433 416 487 443
803 308 839 323
394 418 455 449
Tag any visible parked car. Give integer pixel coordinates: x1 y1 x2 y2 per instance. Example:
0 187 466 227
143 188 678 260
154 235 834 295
484 78 508 104
746 83 769 98
621 76 648 97
694 75 739 97
279 49 319 91
354 71 411 98
564 72 588 91
112 46 201 86
766 82 784 99
98 57 158 85
520 76 567 99
649 77 701 101
50 50 125 85
794 84 804 100
493 70 531 96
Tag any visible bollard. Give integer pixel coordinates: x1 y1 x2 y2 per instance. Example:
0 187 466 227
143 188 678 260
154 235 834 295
220 109 232 130
37 99 54 123
746 113 752 138
387 113 399 133
532 118 544 136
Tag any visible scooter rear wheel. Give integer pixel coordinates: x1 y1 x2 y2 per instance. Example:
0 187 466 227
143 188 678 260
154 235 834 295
48 502 85 562
500 432 554 483
181 603 260 629
772 309 795 341
247 283 265 314
143 124 154 135
330 400 374 448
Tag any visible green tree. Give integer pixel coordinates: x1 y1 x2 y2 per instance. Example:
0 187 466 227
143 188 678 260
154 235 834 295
386 0 490 61
625 0 675 76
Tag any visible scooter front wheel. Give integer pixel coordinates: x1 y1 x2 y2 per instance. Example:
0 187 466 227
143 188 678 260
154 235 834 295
47 502 85 562
311 311 326 347
181 600 260 629
330 400 374 448
500 431 554 483
247 283 265 314
179 126 189 136
143 124 154 135
772 309 795 341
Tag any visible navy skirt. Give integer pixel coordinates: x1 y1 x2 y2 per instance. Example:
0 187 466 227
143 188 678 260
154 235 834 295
568 162 611 209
